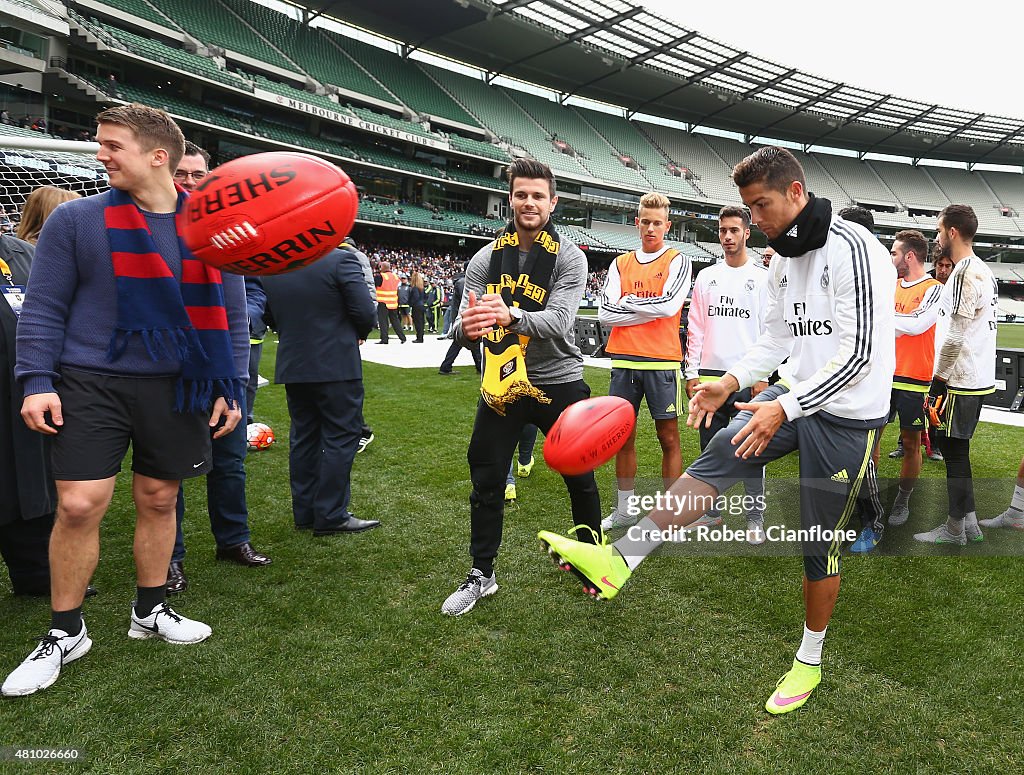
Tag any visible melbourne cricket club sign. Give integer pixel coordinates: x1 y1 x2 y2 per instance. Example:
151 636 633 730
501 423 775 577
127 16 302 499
256 90 450 152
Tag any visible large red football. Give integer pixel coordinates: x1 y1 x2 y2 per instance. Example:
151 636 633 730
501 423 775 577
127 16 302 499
177 151 358 276
543 396 636 476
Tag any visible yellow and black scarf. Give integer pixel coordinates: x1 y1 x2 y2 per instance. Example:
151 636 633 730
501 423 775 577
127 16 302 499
479 219 559 415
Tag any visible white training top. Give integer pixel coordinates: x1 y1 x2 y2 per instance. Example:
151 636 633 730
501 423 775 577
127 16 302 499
728 217 897 425
684 256 769 380
934 255 997 392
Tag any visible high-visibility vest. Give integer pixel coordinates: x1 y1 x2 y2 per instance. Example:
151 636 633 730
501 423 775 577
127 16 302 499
378 271 399 310
605 249 683 362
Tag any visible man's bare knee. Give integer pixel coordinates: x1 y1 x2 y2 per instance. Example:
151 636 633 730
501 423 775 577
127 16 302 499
133 476 180 513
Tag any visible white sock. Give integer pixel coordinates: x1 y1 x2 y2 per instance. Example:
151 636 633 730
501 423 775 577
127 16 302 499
1010 484 1024 513
617 489 635 515
613 516 662 571
795 623 827 666
894 486 913 507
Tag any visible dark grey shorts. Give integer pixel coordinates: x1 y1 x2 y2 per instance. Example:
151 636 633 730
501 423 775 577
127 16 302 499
609 367 682 420
52 368 213 481
685 384 880 580
934 391 985 440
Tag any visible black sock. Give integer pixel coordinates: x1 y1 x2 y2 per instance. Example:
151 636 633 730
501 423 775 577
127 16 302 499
135 585 166 618
472 560 493 578
51 607 83 636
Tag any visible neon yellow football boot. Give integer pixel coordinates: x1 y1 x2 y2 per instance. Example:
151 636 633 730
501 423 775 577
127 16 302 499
537 528 631 600
765 659 822 715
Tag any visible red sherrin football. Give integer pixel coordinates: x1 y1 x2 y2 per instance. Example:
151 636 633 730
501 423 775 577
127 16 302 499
543 396 636 476
177 151 358 276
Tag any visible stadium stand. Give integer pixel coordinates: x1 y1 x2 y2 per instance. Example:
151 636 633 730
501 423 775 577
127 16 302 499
637 124 737 203
576 109 692 199
445 133 508 163
926 166 1010 233
868 160 948 210
504 93 650 189
246 73 342 112
94 0 178 29
812 154 897 207
72 14 252 91
144 0 296 71
321 31 480 129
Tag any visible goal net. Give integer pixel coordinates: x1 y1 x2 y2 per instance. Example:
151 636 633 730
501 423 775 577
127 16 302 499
0 134 108 233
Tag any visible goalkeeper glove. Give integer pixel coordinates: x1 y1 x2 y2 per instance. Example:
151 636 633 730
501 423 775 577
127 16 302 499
927 377 948 428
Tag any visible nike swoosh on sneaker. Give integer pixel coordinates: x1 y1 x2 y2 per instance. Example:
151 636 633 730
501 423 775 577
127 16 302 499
600 576 619 590
772 689 812 707
136 621 160 633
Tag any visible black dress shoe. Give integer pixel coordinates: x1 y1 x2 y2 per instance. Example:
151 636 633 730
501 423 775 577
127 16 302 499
216 541 272 566
313 516 381 536
166 561 187 595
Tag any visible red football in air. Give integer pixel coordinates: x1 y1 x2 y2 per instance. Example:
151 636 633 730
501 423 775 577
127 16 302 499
177 151 358 276
543 396 636 476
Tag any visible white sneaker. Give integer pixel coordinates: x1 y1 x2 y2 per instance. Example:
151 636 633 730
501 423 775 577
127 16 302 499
601 509 638 531
913 523 966 546
684 512 723 532
746 518 766 545
128 602 212 644
979 508 1024 530
2 624 92 697
441 569 498 616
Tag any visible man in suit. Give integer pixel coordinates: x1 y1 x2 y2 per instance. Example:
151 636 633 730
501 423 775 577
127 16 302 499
438 264 481 375
0 231 55 595
261 244 380 536
167 142 271 595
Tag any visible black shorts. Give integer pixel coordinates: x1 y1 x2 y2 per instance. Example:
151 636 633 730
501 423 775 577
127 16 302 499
935 391 985 440
887 388 927 432
52 368 213 481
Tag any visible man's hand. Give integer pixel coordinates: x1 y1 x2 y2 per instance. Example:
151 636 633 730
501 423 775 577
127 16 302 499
21 392 62 435
927 377 948 428
210 397 242 439
687 377 735 429
730 399 785 459
685 378 699 400
476 293 512 328
458 291 496 341
751 380 769 398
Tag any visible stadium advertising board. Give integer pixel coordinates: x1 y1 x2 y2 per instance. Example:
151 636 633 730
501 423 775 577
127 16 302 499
255 89 451 152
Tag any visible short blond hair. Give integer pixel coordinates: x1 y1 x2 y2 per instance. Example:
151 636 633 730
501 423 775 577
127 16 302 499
638 191 670 214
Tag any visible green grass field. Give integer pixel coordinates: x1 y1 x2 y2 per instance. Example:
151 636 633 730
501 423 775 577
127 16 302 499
1 336 1023 773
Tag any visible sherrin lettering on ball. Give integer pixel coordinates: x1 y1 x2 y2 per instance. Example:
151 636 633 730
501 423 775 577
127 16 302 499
177 151 358 276
543 396 636 476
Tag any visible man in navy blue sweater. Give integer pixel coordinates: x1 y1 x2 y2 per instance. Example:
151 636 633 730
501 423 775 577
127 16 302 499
3 105 247 698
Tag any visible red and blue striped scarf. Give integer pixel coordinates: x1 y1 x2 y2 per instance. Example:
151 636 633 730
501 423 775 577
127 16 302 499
104 187 241 413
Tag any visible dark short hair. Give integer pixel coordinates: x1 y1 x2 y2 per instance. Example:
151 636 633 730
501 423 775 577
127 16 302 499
507 158 556 197
731 146 806 194
939 204 978 242
719 205 750 229
183 140 211 166
893 229 928 264
933 254 954 266
838 206 875 232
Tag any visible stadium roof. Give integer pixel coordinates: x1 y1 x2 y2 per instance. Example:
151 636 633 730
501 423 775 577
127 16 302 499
301 0 1024 167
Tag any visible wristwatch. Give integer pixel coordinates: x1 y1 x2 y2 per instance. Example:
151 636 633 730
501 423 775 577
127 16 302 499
508 306 524 328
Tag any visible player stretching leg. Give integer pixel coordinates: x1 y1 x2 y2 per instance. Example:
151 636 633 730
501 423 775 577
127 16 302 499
683 205 769 543
538 147 896 714
599 192 690 531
